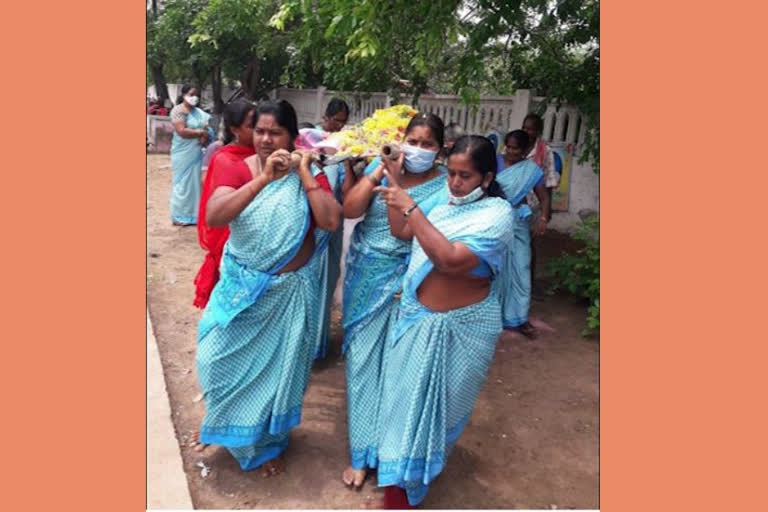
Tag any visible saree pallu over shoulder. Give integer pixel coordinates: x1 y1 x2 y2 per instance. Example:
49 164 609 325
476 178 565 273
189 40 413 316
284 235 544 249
496 159 543 212
393 198 515 343
198 172 310 338
343 172 449 339
356 159 448 256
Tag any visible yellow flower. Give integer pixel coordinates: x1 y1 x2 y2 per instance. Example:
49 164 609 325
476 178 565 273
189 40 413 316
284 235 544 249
326 105 417 157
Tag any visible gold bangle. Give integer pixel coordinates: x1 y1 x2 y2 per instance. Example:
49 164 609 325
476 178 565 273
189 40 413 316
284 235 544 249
366 174 380 186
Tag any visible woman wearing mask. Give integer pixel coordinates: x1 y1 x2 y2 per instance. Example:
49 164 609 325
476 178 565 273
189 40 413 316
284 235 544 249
339 113 448 489
497 130 548 338
373 135 515 507
195 100 342 476
169 84 214 225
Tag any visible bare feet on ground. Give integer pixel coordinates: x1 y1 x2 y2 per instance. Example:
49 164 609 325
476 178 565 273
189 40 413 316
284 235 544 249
191 430 209 452
505 321 537 339
342 466 368 489
528 316 556 332
260 457 285 478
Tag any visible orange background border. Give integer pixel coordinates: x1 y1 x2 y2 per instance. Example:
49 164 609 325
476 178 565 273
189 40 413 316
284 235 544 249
3 2 147 510
4 1 768 511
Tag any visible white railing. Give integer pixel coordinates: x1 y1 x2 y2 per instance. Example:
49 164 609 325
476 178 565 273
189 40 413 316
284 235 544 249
414 93 532 138
532 96 587 147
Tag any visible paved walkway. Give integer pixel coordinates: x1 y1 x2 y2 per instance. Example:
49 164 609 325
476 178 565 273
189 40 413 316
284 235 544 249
147 310 194 509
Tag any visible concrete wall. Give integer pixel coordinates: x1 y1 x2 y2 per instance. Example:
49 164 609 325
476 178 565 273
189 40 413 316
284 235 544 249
146 115 174 153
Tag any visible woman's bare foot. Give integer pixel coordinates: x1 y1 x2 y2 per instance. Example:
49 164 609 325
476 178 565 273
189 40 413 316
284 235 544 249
190 431 209 452
260 457 285 478
342 466 367 489
507 321 537 339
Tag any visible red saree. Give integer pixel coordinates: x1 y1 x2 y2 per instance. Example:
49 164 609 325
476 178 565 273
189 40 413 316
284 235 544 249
193 144 256 308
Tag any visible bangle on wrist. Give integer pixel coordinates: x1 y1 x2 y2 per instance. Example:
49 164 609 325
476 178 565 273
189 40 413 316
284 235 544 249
403 203 418 217
366 174 380 186
304 182 322 193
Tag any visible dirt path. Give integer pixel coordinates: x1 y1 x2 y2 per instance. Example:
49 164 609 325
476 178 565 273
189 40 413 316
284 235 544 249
147 154 598 509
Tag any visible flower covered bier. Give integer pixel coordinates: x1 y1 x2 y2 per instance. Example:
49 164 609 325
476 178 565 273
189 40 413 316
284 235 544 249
314 104 418 162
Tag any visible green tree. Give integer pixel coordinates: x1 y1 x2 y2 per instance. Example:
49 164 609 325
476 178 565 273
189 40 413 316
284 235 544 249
271 0 599 170
147 0 212 105
189 0 291 108
271 0 463 100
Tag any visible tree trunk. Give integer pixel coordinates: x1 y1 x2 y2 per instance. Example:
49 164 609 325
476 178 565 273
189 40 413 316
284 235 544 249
212 65 224 114
192 62 208 109
151 63 169 104
241 57 261 101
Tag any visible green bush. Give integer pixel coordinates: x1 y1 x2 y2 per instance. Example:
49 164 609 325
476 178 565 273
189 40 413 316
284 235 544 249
547 216 600 336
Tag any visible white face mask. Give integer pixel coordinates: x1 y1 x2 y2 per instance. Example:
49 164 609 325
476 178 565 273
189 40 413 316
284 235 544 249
185 95 199 107
447 184 485 206
403 144 437 174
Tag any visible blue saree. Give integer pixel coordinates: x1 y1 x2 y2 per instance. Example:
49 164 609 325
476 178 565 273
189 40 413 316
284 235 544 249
376 197 515 506
170 106 214 224
313 162 345 360
495 159 544 328
196 171 325 471
342 157 448 470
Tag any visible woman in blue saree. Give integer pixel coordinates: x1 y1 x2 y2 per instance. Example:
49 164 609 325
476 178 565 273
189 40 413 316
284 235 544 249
195 100 342 476
340 113 449 489
373 135 515 507
496 129 549 338
169 85 215 225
